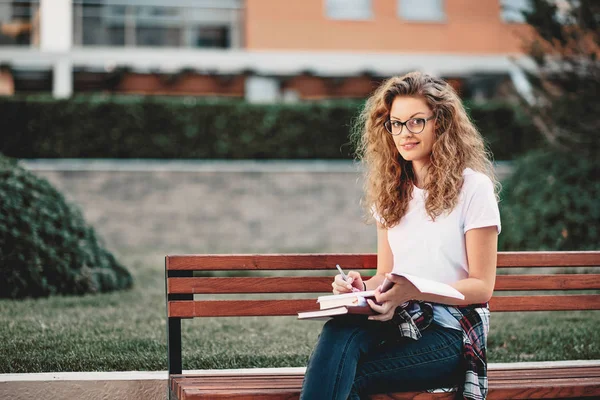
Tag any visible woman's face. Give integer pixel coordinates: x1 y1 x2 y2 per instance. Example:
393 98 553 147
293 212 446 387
388 96 436 167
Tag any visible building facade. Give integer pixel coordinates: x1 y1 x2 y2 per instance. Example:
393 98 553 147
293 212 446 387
0 0 534 100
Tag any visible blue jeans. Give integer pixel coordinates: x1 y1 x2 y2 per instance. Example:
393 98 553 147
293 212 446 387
300 316 463 400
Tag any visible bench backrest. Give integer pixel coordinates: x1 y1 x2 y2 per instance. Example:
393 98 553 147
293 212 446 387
165 251 600 373
166 251 600 317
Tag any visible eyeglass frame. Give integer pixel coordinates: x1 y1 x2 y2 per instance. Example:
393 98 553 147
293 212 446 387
384 115 436 136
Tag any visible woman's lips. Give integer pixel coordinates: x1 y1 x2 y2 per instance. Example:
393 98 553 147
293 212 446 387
401 142 419 150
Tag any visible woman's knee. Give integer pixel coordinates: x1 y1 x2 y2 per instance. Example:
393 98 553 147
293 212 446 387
315 318 374 357
321 317 359 340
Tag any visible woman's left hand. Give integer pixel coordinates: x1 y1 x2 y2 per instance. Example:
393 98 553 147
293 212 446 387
366 274 419 321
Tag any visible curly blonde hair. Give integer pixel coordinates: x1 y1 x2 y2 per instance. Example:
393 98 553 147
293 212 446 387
352 71 499 228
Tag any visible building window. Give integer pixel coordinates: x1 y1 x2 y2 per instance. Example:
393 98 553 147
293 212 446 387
325 0 372 20
195 27 229 49
73 0 242 48
500 0 530 23
0 0 40 46
398 0 445 22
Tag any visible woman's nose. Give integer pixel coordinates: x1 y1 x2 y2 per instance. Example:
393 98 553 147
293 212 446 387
398 129 415 139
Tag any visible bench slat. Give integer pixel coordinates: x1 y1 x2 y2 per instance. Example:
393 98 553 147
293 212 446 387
175 384 600 400
171 366 600 382
169 299 315 317
167 252 600 271
493 274 600 291
498 251 600 268
172 373 600 399
172 374 600 392
180 388 301 400
373 379 600 399
171 368 600 381
492 367 600 379
168 294 600 317
168 276 332 294
181 390 300 400
491 295 600 311
483 378 600 399
167 254 378 271
168 274 600 294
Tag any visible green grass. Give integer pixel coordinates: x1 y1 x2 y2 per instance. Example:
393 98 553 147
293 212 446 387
1 251 599 373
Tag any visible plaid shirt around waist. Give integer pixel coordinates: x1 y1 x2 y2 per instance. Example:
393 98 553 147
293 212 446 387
390 301 490 400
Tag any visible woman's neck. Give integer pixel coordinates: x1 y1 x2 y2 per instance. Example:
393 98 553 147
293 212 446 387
412 161 430 189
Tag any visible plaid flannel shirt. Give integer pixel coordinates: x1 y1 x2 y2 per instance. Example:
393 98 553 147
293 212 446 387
391 301 490 400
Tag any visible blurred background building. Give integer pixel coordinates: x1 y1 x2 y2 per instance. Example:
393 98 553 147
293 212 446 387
0 0 532 101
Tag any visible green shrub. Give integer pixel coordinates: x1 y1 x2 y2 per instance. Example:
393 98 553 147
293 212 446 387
0 95 538 160
499 150 599 251
465 101 543 161
0 154 133 299
498 1 600 252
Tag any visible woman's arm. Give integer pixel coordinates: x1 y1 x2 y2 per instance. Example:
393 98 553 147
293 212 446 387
448 225 498 304
364 221 394 290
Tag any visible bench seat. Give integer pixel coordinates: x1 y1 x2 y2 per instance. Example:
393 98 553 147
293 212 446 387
170 361 600 399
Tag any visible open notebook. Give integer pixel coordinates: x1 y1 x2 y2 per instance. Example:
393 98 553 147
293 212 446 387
298 272 464 320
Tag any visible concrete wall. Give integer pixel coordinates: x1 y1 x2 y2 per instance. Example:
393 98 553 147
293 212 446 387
23 160 512 257
23 160 376 256
0 380 165 400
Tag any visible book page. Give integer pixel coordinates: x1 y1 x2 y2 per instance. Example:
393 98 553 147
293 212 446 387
395 273 464 300
317 290 376 303
298 304 375 320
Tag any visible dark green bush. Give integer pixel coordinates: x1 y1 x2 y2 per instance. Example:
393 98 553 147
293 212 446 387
0 154 133 299
497 1 599 252
499 150 599 251
0 96 538 160
465 102 543 161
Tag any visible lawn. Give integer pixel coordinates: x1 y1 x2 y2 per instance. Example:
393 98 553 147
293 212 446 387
1 250 599 373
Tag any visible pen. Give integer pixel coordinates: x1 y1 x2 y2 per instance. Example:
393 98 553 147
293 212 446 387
336 264 360 292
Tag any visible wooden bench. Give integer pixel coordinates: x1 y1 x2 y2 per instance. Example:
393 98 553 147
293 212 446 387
166 251 600 399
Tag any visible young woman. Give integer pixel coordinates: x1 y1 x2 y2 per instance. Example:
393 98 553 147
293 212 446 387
300 72 500 400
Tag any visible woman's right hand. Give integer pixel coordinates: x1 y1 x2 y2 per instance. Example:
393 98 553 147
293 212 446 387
332 271 364 294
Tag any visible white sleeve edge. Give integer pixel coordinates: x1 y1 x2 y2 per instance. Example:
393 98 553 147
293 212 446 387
464 220 501 235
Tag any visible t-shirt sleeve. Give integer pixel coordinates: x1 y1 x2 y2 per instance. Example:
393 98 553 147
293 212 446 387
463 177 501 234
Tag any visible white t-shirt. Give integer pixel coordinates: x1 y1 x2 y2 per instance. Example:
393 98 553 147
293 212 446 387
372 168 501 329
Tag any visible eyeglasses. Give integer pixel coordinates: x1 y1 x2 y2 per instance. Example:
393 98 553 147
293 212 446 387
384 116 435 136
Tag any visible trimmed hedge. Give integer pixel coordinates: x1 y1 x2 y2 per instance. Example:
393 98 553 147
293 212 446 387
0 96 540 160
0 154 133 298
499 150 599 251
